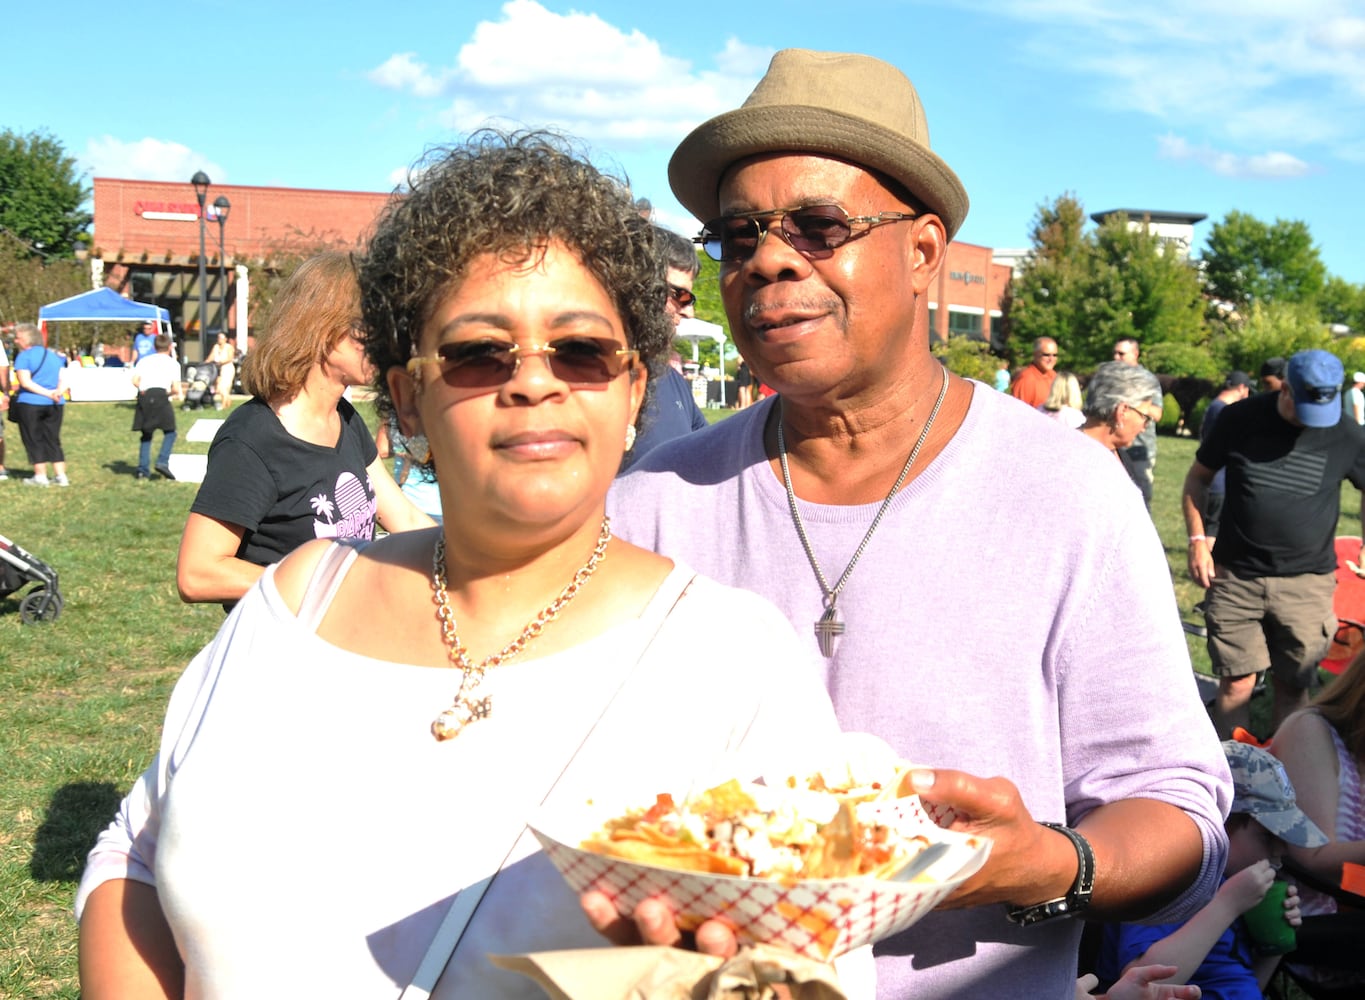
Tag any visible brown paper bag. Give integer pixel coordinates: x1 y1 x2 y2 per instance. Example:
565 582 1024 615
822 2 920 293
490 943 849 1000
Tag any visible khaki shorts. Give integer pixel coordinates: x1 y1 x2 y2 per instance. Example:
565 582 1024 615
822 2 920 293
1206 568 1336 689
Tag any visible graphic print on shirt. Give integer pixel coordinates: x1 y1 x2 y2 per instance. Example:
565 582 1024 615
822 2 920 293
310 471 377 540
1241 450 1329 498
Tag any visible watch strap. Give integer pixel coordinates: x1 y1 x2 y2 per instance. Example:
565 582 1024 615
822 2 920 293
1005 822 1095 926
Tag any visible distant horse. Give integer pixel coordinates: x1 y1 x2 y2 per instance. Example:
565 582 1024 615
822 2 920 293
1073 370 1218 437
1157 374 1218 437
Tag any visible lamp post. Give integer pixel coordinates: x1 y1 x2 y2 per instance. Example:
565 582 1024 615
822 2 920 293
191 170 210 357
213 195 231 346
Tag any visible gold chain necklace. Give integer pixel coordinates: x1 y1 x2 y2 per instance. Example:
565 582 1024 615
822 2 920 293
778 365 949 658
429 516 613 741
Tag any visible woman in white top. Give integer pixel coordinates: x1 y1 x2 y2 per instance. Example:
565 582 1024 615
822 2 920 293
205 331 236 410
76 130 840 999
1040 370 1085 429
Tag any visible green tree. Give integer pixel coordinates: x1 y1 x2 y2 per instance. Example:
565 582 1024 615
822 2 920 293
1001 193 1090 368
1217 300 1332 374
0 228 89 332
0 129 91 257
1321 275 1365 335
1201 210 1326 310
1073 213 1207 365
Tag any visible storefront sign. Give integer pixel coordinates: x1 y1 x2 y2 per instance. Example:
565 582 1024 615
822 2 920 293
134 200 223 221
949 269 986 285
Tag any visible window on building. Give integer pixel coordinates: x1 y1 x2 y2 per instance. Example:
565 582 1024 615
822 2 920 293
948 310 982 339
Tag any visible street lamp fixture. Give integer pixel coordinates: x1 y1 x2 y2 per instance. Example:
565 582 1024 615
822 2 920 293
213 195 231 348
191 170 211 356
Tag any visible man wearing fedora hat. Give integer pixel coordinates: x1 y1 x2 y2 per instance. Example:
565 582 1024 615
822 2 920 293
1184 348 1365 740
604 49 1230 999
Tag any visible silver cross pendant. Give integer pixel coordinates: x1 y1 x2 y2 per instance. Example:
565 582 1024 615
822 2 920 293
814 603 845 658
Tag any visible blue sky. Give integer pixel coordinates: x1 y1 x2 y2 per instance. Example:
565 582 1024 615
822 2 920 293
8 0 1364 280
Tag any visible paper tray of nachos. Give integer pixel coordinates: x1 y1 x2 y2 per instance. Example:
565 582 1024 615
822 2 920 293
530 765 991 961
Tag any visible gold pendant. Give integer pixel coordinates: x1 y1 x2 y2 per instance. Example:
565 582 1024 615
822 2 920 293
430 695 493 741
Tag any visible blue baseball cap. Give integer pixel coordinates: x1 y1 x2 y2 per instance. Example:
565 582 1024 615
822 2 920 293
1286 350 1344 428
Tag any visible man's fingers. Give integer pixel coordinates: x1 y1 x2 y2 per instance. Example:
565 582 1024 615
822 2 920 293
633 897 684 947
580 890 638 945
694 918 740 958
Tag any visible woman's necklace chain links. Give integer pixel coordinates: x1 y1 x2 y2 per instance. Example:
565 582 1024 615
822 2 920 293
429 516 613 741
778 365 950 659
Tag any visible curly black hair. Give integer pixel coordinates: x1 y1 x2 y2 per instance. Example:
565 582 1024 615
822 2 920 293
358 129 672 426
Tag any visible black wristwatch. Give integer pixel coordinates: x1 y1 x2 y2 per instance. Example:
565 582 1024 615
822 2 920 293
1005 822 1095 926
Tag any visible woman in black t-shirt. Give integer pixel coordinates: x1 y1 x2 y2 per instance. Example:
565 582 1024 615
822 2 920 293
175 252 435 606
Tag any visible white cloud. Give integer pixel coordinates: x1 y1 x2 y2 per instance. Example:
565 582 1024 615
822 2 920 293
1157 133 1312 178
364 0 769 148
368 53 449 99
83 136 225 183
962 0 1365 169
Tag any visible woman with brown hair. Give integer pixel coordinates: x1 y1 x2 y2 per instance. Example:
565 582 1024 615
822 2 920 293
1270 654 1365 994
175 251 433 607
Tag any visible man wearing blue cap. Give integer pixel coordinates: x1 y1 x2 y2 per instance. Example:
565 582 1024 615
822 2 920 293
1183 349 1365 738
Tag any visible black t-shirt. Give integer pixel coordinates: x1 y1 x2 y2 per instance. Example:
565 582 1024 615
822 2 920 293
1197 391 1365 576
190 397 379 570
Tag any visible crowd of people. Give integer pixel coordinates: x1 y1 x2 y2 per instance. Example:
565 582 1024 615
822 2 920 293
48 45 1364 1000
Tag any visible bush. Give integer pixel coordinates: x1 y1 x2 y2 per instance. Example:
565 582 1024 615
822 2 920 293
931 337 999 383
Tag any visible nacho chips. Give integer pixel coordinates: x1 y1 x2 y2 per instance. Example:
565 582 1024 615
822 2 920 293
582 776 933 880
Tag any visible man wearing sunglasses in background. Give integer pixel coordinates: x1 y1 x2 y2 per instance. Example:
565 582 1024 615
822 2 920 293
1183 349 1365 741
602 48 1230 999
618 226 709 473
1113 338 1159 511
1010 336 1060 407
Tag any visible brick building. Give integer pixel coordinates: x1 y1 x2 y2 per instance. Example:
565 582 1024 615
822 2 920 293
91 177 389 360
928 240 1013 346
90 176 1012 360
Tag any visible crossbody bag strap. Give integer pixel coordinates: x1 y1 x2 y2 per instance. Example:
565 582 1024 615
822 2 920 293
399 570 696 1000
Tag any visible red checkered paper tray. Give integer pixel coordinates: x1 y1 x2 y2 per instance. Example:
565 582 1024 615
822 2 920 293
530 773 991 961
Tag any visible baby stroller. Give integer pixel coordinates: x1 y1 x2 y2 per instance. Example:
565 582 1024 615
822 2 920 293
183 360 219 410
0 532 63 623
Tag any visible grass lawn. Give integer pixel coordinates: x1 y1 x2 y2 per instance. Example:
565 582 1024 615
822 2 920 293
0 402 1351 996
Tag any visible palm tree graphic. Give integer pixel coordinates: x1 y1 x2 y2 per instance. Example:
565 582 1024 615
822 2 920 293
310 493 336 524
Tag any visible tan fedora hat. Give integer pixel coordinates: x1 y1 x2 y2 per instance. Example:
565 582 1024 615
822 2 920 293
669 49 969 240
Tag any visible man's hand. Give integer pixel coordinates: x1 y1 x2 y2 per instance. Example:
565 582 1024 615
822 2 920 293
1187 540 1215 589
1077 964 1201 999
899 768 1055 909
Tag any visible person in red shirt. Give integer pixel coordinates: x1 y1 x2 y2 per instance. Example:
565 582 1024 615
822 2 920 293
1010 337 1059 407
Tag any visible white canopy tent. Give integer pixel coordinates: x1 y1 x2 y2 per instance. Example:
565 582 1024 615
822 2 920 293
674 316 728 407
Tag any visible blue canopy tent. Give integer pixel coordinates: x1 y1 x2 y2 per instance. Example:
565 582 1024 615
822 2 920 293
38 287 171 333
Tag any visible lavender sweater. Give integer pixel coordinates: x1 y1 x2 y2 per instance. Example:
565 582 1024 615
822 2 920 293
609 382 1231 1000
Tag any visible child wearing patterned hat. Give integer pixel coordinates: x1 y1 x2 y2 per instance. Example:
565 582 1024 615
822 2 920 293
1096 741 1327 999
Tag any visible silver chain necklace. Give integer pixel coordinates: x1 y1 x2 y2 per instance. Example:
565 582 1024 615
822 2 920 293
429 517 612 741
778 366 950 658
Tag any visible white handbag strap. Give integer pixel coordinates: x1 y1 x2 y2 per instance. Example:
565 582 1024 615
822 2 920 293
399 570 696 999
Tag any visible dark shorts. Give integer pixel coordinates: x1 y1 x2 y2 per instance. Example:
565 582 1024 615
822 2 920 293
1205 568 1336 689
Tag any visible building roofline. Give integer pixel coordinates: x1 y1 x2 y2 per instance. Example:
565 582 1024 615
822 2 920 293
94 176 392 199
1090 209 1208 226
